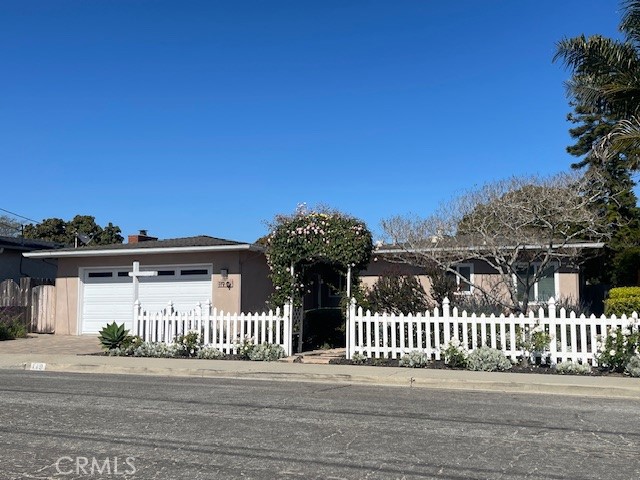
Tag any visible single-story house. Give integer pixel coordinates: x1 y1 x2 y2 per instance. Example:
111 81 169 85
23 232 273 335
24 230 603 336
359 257 580 304
0 235 61 283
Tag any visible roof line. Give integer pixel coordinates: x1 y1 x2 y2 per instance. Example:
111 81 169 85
376 242 605 254
23 244 261 258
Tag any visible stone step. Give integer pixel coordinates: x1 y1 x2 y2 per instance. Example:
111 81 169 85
284 349 346 364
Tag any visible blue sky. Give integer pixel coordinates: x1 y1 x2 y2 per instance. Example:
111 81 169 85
0 1 623 243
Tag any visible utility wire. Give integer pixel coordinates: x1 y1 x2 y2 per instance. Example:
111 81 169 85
0 207 39 224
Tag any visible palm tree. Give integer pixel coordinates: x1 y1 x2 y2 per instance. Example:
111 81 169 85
554 1 640 164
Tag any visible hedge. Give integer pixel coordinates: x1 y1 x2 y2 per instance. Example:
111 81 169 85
604 287 640 316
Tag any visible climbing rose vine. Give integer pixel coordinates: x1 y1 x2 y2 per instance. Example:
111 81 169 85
265 209 373 307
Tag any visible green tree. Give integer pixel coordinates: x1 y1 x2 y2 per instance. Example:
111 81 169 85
23 215 123 246
23 218 67 243
554 1 640 285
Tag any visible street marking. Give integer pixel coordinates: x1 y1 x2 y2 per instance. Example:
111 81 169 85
29 362 46 371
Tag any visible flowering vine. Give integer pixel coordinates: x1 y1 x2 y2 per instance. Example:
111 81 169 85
265 207 373 307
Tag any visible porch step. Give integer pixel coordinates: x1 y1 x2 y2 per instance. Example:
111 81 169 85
281 348 346 364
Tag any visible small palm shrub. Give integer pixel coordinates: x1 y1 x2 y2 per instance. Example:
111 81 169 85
467 347 512 372
555 361 592 375
248 343 285 361
399 350 430 368
98 322 132 351
625 356 640 377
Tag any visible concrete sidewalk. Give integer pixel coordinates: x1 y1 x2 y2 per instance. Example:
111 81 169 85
1 335 640 399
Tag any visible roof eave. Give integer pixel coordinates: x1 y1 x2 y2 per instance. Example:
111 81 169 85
376 242 606 254
23 244 263 259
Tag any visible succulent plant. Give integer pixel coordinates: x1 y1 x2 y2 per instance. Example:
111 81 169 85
98 322 131 351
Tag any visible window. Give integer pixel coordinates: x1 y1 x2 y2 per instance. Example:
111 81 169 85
515 263 557 303
181 269 209 276
157 270 175 276
117 271 130 277
447 264 473 294
88 272 112 278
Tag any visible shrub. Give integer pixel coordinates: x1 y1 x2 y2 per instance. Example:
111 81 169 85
442 339 468 368
607 287 640 299
132 342 180 358
399 350 430 368
235 335 256 359
176 330 201 357
604 287 640 316
0 324 10 341
0 308 28 341
350 352 367 364
452 296 505 316
596 326 640 372
625 356 640 377
516 324 552 355
467 347 512 372
546 298 592 317
196 346 225 359
555 361 592 375
247 343 285 361
98 322 133 351
366 271 431 315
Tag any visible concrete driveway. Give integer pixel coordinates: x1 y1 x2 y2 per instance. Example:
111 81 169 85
0 333 102 355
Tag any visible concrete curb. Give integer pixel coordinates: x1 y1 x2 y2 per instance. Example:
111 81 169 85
2 355 640 399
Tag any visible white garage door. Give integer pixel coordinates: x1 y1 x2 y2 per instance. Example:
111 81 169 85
81 264 212 334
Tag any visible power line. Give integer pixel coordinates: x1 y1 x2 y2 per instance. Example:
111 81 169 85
0 207 39 224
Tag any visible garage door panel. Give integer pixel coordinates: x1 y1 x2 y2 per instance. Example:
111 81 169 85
81 265 212 335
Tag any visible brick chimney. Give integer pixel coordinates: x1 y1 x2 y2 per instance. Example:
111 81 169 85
128 230 158 244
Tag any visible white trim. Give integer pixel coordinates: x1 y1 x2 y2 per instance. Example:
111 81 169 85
376 242 605 254
451 263 474 295
24 244 258 259
513 262 559 304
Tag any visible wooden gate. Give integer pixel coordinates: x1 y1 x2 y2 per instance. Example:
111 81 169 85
0 278 56 333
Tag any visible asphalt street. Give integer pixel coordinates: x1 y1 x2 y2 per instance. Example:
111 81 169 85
0 370 639 479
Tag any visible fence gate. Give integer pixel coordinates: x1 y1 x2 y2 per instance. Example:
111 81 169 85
0 278 55 333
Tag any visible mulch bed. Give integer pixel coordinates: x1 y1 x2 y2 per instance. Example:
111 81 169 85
329 357 620 376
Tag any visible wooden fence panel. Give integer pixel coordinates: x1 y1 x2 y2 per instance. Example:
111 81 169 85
0 278 55 333
31 285 55 333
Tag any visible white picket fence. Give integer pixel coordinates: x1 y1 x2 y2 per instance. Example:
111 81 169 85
347 297 640 366
133 300 293 356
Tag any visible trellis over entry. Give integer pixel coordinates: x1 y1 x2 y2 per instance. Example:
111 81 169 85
288 262 353 354
264 209 374 353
